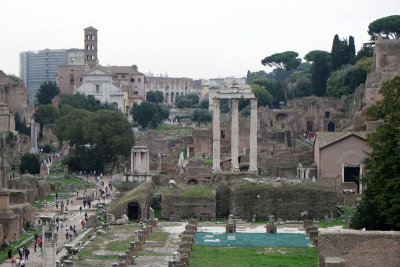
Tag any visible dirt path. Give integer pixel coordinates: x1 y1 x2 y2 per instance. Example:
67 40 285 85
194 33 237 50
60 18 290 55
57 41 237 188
0 174 114 267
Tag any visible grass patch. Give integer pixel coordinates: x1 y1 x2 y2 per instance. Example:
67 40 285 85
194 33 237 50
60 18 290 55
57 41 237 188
180 186 213 197
318 205 356 228
146 228 169 242
46 176 92 187
190 246 317 267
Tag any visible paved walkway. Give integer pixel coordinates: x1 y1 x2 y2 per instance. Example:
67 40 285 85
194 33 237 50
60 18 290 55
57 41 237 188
0 174 115 267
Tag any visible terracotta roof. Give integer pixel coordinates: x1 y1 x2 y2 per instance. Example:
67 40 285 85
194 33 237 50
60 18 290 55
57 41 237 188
104 66 144 75
315 131 370 149
83 65 111 75
84 26 97 31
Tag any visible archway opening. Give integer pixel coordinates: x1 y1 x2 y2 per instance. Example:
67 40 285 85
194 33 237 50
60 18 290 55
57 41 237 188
328 122 335 132
128 201 140 220
187 179 198 185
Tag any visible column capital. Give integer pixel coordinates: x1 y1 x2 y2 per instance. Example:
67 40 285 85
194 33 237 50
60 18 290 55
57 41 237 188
213 98 220 107
230 98 239 106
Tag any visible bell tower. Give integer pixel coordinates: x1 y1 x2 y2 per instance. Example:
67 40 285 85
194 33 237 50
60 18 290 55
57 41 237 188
84 26 98 69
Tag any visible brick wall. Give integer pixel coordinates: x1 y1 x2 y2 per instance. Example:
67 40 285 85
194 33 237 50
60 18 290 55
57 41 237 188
318 230 400 266
230 183 336 220
161 194 216 220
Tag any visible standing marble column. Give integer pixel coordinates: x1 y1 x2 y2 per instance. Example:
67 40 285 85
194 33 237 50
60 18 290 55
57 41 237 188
249 98 258 173
212 98 221 172
231 99 239 172
145 150 149 173
130 148 134 173
137 152 142 173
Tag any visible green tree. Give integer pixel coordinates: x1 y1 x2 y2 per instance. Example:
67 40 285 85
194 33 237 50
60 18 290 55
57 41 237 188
20 153 40 174
59 93 110 111
59 104 74 116
261 51 301 103
84 110 134 162
34 104 60 129
199 99 209 110
251 84 273 107
131 102 169 129
352 76 400 230
356 43 374 61
368 15 400 40
36 81 60 105
54 109 93 150
176 94 199 108
146 90 164 103
7 74 21 82
15 113 30 135
348 36 356 64
253 79 284 108
305 50 331 96
191 109 212 125
331 34 343 71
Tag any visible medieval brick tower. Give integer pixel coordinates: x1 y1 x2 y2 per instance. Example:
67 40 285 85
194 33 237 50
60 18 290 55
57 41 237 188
84 26 98 69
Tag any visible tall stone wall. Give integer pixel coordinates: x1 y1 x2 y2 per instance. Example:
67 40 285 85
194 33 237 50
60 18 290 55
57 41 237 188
318 230 400 266
161 194 216 220
0 70 28 113
230 183 336 220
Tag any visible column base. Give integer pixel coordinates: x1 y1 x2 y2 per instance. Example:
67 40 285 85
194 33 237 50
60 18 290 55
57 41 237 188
231 167 240 173
212 168 221 173
248 167 258 173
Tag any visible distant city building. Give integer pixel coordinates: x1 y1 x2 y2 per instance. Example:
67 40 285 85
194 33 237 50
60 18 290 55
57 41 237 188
19 49 72 104
57 27 143 111
145 77 194 105
193 79 209 100
104 65 145 108
75 66 124 112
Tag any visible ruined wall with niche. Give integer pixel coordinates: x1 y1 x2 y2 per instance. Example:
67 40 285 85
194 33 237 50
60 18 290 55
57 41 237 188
318 230 400 266
229 183 336 220
161 194 216 220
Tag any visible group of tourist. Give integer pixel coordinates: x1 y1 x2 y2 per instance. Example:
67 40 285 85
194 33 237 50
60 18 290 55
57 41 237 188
7 243 30 267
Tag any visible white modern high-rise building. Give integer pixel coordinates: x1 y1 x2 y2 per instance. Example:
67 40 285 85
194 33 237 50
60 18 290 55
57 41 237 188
19 49 79 104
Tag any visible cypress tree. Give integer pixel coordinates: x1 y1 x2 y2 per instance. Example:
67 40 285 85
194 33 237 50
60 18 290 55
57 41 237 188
331 34 342 70
348 36 356 64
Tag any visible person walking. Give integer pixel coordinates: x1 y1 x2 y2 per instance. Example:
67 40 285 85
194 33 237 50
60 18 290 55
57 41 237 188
24 247 29 260
79 206 82 214
7 248 12 259
10 256 15 267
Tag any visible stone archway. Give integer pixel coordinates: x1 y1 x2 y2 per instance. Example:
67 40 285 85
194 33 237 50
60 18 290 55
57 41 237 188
127 201 141 220
187 179 198 185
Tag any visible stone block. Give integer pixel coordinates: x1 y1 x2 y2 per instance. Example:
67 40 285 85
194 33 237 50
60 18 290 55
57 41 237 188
324 257 345 267
344 194 356 205
188 219 198 225
181 235 194 243
182 230 196 237
309 229 319 240
185 224 197 232
179 242 193 251
303 219 313 232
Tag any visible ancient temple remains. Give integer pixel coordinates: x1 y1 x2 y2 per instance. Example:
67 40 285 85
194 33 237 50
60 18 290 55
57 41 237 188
212 81 258 173
125 146 151 183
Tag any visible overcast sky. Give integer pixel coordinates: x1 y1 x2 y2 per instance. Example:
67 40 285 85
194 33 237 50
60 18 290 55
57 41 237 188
0 0 398 79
